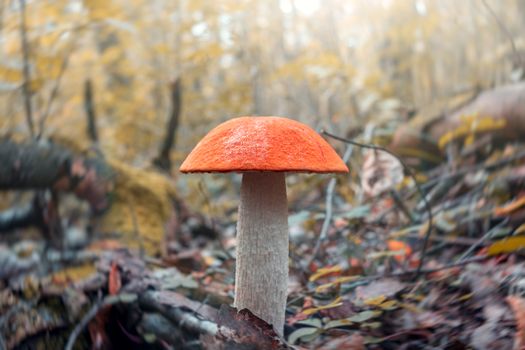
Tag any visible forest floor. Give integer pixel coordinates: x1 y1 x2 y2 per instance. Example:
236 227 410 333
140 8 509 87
2 111 525 349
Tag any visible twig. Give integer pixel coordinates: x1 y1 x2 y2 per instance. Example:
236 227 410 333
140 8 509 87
18 0 34 138
401 232 479 247
457 218 509 262
65 293 138 350
320 130 433 280
84 79 98 142
308 144 353 265
138 291 218 336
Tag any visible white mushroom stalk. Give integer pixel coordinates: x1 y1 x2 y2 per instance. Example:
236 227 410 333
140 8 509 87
234 172 288 333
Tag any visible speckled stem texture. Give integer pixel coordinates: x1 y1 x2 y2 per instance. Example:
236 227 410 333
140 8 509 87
234 172 288 335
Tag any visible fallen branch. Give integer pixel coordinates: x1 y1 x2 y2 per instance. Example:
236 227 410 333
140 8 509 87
0 139 113 214
138 291 218 336
65 293 138 350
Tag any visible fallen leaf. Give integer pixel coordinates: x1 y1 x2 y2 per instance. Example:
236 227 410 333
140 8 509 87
494 195 525 217
309 265 343 282
288 327 321 345
303 297 343 315
487 236 525 256
361 149 403 197
315 275 361 293
387 240 412 263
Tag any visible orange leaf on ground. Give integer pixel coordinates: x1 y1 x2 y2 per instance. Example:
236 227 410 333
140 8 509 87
387 240 412 263
494 194 525 217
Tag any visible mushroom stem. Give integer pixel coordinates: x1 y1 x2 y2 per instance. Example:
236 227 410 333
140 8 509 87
234 172 288 334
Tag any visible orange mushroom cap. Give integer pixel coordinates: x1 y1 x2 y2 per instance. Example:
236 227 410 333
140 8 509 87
180 116 349 173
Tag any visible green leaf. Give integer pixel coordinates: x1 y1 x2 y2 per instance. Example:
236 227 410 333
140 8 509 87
324 319 353 329
347 310 382 323
341 205 371 220
288 327 320 345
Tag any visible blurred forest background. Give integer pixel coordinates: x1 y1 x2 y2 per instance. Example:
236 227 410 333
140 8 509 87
1 0 523 162
1 0 525 349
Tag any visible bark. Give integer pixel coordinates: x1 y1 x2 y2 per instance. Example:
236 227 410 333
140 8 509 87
0 139 113 213
234 172 288 335
390 83 525 156
84 79 98 143
154 78 182 172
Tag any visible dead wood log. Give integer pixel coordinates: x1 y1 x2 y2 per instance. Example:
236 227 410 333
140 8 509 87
390 83 525 158
0 139 113 214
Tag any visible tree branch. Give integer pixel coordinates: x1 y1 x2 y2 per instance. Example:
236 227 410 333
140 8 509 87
84 79 98 143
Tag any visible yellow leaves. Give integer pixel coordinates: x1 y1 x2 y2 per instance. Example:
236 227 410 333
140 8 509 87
101 47 125 65
0 64 44 92
309 265 343 282
35 54 64 79
51 264 97 285
303 297 343 315
185 43 224 65
363 295 398 310
438 114 506 150
84 0 121 20
0 64 23 83
315 276 361 293
487 236 525 256
275 52 347 81
153 43 172 56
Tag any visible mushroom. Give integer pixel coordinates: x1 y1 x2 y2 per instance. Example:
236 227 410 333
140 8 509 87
180 116 348 334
